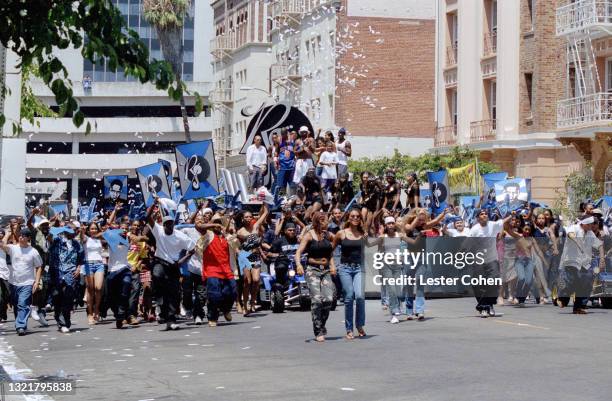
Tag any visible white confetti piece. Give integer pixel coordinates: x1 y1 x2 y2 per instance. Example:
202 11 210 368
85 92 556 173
251 326 261 329
216 387 225 390
114 360 127 362
120 354 134 357
184 355 193 358
177 371 192 373
187 344 199 346
241 347 251 350
201 344 214 347
197 372 205 376
341 387 355 391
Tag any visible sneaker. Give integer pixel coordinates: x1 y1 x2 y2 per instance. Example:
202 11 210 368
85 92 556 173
60 326 70 333
116 320 124 329
208 321 217 327
480 309 489 318
30 307 40 321
224 312 232 322
185 310 193 320
488 306 496 317
166 323 180 331
417 313 425 321
45 304 52 313
390 315 400 324
38 315 49 327
180 305 187 317
406 314 415 321
17 328 26 336
194 316 203 325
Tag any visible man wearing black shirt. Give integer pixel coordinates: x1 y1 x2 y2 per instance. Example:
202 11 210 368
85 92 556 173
268 223 300 287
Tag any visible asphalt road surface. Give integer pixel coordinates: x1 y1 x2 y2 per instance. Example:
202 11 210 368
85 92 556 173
1 298 611 401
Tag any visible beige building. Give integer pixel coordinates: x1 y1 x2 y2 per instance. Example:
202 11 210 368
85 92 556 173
435 0 612 204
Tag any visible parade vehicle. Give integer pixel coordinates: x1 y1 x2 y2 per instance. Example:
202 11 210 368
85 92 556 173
592 245 612 308
260 260 337 313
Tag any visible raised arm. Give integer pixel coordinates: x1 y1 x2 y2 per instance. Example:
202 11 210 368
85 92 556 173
253 203 269 231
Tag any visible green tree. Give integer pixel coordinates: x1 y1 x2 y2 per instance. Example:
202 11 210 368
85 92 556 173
0 0 181 134
348 146 499 187
143 0 194 143
552 165 603 220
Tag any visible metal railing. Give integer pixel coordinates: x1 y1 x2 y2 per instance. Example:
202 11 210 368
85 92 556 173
469 120 497 142
481 59 497 78
209 88 234 104
434 125 458 147
444 69 457 87
274 0 304 16
271 62 301 81
446 44 458 67
483 31 497 57
210 32 236 55
556 0 612 36
557 92 612 128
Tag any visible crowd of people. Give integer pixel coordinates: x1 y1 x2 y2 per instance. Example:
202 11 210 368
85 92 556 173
0 126 610 343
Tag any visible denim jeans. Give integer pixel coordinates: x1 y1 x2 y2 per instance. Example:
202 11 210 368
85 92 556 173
338 263 365 332
249 166 265 190
403 264 425 315
382 265 402 315
275 169 295 194
107 267 132 322
206 277 236 322
10 284 32 330
128 271 142 318
515 257 535 303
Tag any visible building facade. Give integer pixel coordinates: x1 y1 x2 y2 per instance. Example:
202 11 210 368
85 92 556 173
210 0 436 166
435 0 611 204
21 0 214 207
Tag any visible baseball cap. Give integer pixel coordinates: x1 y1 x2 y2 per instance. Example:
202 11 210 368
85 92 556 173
35 218 50 228
299 126 309 132
20 228 33 238
338 127 346 134
162 215 175 223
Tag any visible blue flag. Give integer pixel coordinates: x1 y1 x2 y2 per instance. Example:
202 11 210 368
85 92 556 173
420 189 432 213
175 140 220 200
427 170 449 215
482 172 507 201
494 178 529 211
136 162 172 207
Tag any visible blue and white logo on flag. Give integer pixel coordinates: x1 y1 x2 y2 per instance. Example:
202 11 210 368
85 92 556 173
482 172 508 201
175 140 220 200
136 162 172 207
427 170 448 214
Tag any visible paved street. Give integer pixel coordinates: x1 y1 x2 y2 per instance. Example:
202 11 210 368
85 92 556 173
1 298 612 401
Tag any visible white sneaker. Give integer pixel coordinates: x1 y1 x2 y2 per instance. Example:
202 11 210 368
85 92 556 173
488 306 496 317
30 307 40 321
194 316 203 325
390 315 400 324
60 326 70 333
38 315 49 327
167 323 180 331
480 309 488 318
180 305 187 317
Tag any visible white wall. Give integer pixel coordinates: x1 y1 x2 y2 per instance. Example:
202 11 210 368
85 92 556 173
496 0 520 140
0 138 27 216
194 0 214 83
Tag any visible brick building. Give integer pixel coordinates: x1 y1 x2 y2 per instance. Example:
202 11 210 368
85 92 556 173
435 0 611 204
209 0 436 165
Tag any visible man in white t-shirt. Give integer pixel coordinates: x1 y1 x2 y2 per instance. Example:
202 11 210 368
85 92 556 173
147 198 196 330
445 219 470 237
557 215 603 314
1 228 43 335
335 128 351 178
246 134 268 191
317 141 339 197
0 229 9 322
467 209 513 318
180 210 213 325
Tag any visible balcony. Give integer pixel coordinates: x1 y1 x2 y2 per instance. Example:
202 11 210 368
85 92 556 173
556 0 612 37
444 68 457 87
271 62 301 83
209 88 234 104
483 31 497 58
446 44 457 68
435 125 457 147
210 33 236 58
273 0 304 23
470 120 497 142
481 58 497 79
557 92 612 128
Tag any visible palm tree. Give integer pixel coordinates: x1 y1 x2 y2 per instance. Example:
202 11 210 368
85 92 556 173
143 0 192 143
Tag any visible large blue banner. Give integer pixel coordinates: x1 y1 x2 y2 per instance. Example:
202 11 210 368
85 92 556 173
494 178 529 211
427 170 449 215
482 172 508 201
175 140 220 200
136 162 172 207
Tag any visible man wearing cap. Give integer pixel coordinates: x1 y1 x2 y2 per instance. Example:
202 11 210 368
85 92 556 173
147 197 196 330
246 134 268 191
26 208 53 327
48 222 84 333
557 215 602 314
335 128 351 178
1 228 43 335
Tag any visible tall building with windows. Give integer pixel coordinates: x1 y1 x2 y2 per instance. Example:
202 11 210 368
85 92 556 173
20 0 214 207
435 0 611 204
209 0 436 166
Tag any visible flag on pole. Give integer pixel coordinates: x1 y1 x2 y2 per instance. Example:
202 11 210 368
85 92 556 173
136 162 172 207
175 140 220 200
426 170 449 214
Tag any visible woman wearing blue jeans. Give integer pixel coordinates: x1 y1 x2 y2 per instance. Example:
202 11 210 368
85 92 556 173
334 209 366 340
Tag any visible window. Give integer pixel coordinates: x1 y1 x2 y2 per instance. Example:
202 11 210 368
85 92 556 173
490 80 497 126
525 73 534 116
449 89 458 127
528 0 536 29
605 58 612 92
